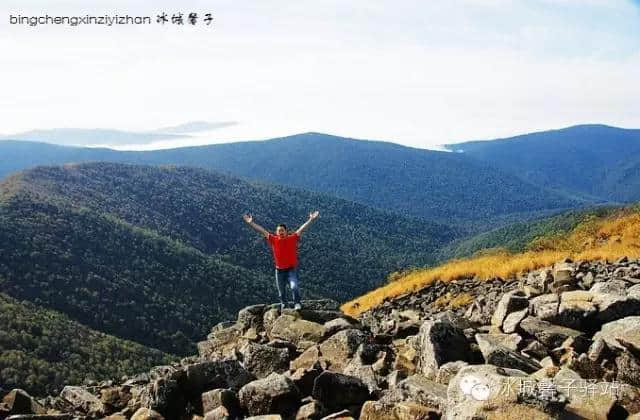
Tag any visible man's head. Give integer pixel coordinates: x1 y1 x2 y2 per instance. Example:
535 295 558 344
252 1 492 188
276 224 287 237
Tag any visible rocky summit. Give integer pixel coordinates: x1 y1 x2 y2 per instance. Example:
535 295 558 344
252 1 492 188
4 257 640 419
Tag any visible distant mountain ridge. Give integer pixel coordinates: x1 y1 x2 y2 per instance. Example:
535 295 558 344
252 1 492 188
446 124 640 202
0 131 586 226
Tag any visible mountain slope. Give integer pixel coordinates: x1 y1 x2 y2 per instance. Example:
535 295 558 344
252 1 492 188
0 133 583 225
437 205 618 261
344 202 640 315
0 162 457 354
0 292 175 397
446 124 640 202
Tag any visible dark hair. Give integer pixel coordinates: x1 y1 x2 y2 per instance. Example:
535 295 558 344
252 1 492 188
277 224 287 230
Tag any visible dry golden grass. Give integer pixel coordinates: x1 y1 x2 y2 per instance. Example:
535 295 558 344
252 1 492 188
342 207 640 316
433 292 475 310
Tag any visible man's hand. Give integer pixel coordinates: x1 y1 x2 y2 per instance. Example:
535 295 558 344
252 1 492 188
297 210 319 235
243 213 269 238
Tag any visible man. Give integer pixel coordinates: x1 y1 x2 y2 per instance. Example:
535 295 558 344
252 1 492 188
243 211 319 310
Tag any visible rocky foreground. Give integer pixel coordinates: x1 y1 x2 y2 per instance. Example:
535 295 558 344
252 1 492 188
3 257 640 419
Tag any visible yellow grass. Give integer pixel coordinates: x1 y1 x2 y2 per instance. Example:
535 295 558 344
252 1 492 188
342 208 640 316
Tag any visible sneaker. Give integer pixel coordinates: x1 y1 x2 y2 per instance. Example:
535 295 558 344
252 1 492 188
280 303 286 311
294 303 302 310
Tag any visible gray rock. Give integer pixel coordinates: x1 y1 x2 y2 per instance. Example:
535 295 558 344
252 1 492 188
201 389 239 417
131 408 165 420
529 294 559 321
417 319 471 379
593 293 640 324
60 386 105 417
436 361 469 386
590 280 628 295
270 315 326 348
323 318 357 338
446 364 556 419
240 343 290 379
312 371 370 413
502 308 528 333
295 399 326 420
318 329 368 372
616 350 640 387
475 334 541 373
556 291 598 329
593 316 640 352
519 316 583 348
1 389 45 416
238 373 301 418
184 360 254 393
238 304 267 331
491 290 529 328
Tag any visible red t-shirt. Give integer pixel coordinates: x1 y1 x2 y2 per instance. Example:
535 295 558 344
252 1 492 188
267 232 300 269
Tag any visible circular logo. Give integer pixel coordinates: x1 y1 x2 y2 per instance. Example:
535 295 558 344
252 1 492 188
459 375 491 401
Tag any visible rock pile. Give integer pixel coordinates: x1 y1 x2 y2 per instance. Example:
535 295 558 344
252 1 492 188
3 257 640 419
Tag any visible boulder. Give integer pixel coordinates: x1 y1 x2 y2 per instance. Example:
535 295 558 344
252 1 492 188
184 360 254 393
319 329 368 372
198 325 244 359
593 293 640 324
359 400 438 420
323 318 357 338
295 399 326 420
238 373 301 418
519 317 583 348
342 364 381 397
60 386 105 417
590 279 628 295
286 368 323 397
201 389 239 417
502 308 528 334
553 377 623 420
556 291 598 329
475 334 541 373
417 319 471 379
204 406 231 420
240 343 290 378
1 389 45 416
616 350 640 387
380 375 447 411
238 304 268 331
290 346 325 371
312 371 370 413
475 333 521 352
593 316 640 352
529 294 559 322
551 263 576 292
131 408 165 420
270 315 326 348
491 291 529 328
436 361 469 386
446 364 561 419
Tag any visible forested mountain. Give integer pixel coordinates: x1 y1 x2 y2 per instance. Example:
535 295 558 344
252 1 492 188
0 293 175 396
446 124 640 202
0 132 583 226
0 162 456 355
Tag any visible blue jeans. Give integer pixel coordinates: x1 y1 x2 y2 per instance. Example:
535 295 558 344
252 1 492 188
275 267 301 306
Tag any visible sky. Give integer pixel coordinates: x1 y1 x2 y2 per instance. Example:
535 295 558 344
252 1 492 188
1 0 640 150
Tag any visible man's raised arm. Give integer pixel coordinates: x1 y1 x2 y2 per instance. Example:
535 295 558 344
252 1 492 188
243 213 270 238
296 210 320 235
